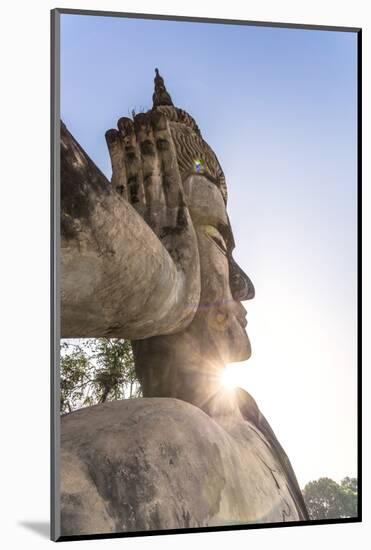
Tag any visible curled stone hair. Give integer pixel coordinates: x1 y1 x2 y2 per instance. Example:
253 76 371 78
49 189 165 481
152 69 228 204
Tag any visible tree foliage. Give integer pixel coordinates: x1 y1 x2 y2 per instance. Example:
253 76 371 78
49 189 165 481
303 477 358 520
60 338 141 414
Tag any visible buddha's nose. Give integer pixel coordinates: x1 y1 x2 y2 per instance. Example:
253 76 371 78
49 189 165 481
229 256 255 301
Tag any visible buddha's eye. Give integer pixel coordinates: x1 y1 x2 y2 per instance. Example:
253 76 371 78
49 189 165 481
204 225 228 255
211 234 228 255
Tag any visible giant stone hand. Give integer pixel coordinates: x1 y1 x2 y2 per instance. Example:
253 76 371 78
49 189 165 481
105 108 200 291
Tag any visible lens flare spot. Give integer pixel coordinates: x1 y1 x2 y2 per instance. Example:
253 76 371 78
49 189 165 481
220 365 243 389
194 158 204 173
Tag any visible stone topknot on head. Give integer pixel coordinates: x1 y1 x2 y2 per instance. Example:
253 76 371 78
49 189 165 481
152 68 174 108
150 69 228 205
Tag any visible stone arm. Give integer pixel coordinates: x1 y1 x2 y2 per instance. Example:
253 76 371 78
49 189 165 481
60 122 200 339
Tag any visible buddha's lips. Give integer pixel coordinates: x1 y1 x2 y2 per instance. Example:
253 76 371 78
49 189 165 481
235 303 248 328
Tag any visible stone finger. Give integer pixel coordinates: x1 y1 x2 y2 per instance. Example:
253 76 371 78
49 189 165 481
105 129 128 200
151 109 183 211
134 113 166 223
117 117 146 210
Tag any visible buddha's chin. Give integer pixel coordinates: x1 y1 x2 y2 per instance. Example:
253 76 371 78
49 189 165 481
229 335 251 363
215 325 251 365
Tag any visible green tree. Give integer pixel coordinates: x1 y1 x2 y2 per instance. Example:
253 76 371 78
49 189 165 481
303 477 358 520
340 477 358 517
60 338 141 414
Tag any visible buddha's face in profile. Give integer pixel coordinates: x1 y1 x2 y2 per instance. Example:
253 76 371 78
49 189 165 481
183 173 254 366
133 104 255 401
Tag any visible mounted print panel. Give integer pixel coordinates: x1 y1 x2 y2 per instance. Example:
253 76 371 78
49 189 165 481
51 8 361 542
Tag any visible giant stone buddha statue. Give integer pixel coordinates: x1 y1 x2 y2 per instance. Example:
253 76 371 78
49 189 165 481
58 70 308 538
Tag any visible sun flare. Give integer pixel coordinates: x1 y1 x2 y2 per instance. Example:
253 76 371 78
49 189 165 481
221 364 244 389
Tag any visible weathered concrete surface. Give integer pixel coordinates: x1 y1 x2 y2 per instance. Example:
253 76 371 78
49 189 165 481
61 396 307 536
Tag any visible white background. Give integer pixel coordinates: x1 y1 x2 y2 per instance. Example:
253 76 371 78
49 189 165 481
0 0 368 548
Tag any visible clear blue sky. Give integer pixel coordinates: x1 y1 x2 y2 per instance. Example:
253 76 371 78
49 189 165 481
60 14 358 487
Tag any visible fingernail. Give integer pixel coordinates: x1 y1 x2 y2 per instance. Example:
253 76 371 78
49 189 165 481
105 129 119 144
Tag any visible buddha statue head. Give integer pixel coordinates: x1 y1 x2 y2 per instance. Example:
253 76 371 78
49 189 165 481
132 70 255 413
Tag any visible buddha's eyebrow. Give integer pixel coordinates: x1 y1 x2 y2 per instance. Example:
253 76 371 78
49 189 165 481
217 218 235 253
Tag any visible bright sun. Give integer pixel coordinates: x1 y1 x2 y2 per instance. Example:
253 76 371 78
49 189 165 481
220 365 243 389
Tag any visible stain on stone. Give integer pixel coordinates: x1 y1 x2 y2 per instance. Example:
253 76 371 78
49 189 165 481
60 121 111 241
156 138 170 151
161 224 185 238
162 174 173 190
128 177 139 203
160 442 179 466
176 206 188 228
144 172 154 186
61 212 78 240
200 443 226 517
61 493 86 536
141 140 155 156
125 146 137 160
83 448 158 532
